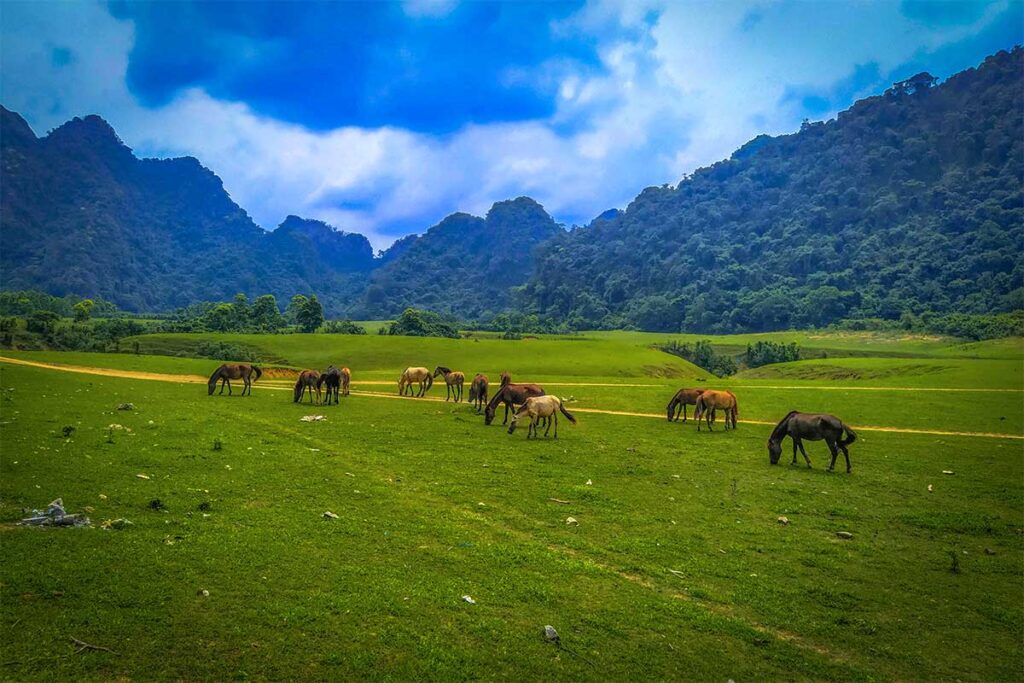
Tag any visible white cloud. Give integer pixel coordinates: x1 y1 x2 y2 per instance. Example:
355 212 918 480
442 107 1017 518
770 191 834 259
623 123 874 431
0 0 1012 250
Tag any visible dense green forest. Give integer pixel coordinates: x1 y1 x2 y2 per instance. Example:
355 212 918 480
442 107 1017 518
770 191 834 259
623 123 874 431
518 48 1023 332
1 49 1021 332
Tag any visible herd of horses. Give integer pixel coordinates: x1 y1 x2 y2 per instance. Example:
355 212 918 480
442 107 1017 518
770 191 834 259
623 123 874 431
207 363 858 471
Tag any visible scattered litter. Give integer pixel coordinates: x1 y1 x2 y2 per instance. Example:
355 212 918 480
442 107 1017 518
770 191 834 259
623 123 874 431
308 448 320 452
323 511 339 520
477 502 486 507
672 475 680 479
585 479 593 486
927 484 933 492
197 589 210 597
99 494 107 500
985 548 996 555
148 499 166 511
100 518 132 530
345 472 355 478
836 531 854 540
117 403 134 411
19 498 91 527
668 569 685 578
942 470 955 475
565 517 579 526
461 595 476 604
136 474 150 480
300 415 326 422
548 498 571 504
108 424 131 432
777 516 789 525
543 625 560 644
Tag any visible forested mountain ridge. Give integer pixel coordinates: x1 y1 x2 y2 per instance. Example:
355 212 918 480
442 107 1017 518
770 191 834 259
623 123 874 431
519 47 1023 332
351 197 563 319
0 107 373 312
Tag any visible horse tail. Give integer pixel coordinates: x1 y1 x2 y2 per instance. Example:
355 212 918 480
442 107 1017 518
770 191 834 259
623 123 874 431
559 402 578 425
469 383 478 401
840 424 857 446
293 376 304 403
426 374 434 390
252 366 263 381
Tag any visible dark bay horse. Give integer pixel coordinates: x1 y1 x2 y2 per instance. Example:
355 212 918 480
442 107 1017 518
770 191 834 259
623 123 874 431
293 370 321 404
767 411 858 473
318 366 342 405
208 363 262 396
484 382 545 425
666 388 705 422
468 373 489 413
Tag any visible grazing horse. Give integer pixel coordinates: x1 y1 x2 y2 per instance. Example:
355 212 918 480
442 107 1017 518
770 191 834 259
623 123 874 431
468 373 489 413
433 366 465 402
293 370 321 404
340 367 351 396
508 396 577 439
666 388 705 422
398 367 433 397
207 363 262 397
768 411 857 473
694 390 738 431
317 366 342 405
484 382 545 425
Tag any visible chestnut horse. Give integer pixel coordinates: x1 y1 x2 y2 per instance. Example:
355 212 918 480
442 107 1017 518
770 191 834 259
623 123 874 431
468 373 489 413
694 390 738 431
484 381 546 425
399 367 433 397
208 363 262 396
768 411 857 473
666 388 705 422
433 366 465 402
293 370 321 404
340 367 351 396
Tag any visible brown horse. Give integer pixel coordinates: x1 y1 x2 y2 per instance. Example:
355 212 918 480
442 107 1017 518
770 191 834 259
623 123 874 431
768 411 857 473
208 363 262 396
666 388 705 422
340 367 351 396
694 390 738 431
293 370 321 404
433 366 465 402
317 366 342 405
484 382 545 425
468 373 489 413
399 367 433 397
508 396 577 439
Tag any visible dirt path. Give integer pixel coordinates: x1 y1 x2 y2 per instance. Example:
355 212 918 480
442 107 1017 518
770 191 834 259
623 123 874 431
2 355 1020 440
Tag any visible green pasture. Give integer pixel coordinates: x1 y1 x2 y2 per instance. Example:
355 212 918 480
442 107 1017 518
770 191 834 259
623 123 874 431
0 331 1021 680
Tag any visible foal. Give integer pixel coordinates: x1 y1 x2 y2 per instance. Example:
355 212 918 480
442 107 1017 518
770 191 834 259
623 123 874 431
468 373 489 413
508 396 577 439
433 366 465 402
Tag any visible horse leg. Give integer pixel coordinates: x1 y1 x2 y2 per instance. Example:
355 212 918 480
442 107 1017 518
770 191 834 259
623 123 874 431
226 378 232 396
681 403 687 422
797 439 812 468
503 402 510 425
839 443 852 473
552 413 558 439
792 439 799 465
826 440 840 472
218 377 226 395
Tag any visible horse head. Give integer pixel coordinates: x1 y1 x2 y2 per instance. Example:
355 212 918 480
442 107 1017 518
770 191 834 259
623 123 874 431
484 404 496 425
767 439 783 465
507 413 519 434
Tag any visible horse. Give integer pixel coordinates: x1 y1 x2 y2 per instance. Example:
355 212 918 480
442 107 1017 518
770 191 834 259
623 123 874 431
694 390 738 431
433 366 465 402
767 411 857 473
293 370 321 404
468 373 489 413
398 367 433 397
484 382 546 425
340 367 351 396
317 366 342 405
207 363 262 397
508 396 577 439
666 388 705 422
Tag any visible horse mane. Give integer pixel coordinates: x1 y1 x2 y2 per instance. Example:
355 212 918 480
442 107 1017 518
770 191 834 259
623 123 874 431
768 411 799 442
435 366 451 375
207 365 223 385
293 375 305 402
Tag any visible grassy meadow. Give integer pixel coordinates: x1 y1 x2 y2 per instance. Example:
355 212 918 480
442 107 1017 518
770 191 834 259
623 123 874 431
0 330 1021 680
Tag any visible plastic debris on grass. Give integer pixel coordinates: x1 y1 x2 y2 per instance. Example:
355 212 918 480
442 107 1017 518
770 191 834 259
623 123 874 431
117 403 135 411
323 511 339 520
543 625 560 644
836 531 854 540
19 498 91 527
100 518 133 530
300 415 326 422
565 517 579 526
461 595 476 604
777 516 790 525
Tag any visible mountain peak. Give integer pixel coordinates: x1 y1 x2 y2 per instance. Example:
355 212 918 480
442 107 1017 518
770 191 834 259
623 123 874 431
47 114 128 152
1 105 37 147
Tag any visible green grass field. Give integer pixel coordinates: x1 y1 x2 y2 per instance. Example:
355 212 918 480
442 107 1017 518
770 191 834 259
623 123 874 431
1 331 1021 680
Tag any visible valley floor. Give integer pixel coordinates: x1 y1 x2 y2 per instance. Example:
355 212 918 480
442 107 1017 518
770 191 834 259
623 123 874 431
0 331 1021 680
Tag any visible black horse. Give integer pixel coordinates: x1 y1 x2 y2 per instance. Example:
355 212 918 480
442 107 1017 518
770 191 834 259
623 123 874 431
767 411 857 473
318 366 342 405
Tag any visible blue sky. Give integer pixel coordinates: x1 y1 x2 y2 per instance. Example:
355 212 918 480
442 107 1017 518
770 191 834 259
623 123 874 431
2 0 1021 249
